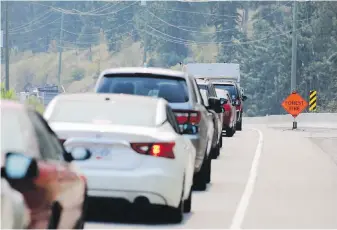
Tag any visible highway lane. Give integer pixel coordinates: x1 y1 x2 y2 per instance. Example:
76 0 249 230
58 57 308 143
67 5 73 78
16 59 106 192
85 122 337 229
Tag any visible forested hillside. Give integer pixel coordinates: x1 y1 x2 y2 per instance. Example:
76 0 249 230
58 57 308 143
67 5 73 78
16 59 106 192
1 1 336 116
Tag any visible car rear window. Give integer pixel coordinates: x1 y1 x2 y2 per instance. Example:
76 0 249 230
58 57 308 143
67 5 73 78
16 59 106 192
47 100 157 127
214 84 237 98
96 75 189 103
215 89 228 99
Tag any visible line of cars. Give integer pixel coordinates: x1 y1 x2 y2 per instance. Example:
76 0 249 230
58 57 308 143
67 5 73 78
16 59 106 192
1 67 247 228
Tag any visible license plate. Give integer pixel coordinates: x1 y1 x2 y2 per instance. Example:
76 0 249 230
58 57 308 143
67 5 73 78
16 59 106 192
91 147 111 159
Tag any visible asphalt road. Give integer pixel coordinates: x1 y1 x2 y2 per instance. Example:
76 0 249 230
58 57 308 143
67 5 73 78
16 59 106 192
85 122 337 229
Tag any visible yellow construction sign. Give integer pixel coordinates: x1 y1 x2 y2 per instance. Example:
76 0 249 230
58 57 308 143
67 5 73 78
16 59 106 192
309 90 317 111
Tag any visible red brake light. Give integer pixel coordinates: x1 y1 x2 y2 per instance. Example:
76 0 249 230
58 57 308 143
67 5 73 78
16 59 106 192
173 110 201 125
131 142 175 159
223 103 231 111
175 112 189 124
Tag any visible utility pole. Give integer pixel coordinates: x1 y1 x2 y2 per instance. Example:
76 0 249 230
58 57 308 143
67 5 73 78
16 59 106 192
5 1 10 90
141 0 148 67
290 1 297 93
57 12 64 88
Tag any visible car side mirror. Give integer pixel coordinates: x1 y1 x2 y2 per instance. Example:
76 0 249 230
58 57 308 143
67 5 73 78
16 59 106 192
4 152 39 180
208 97 222 113
220 98 228 105
242 95 247 101
64 147 92 162
181 123 198 135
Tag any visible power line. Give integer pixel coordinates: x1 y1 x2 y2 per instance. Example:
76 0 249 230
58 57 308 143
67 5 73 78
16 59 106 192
140 19 315 46
151 6 237 18
61 30 136 46
9 17 61 35
9 10 54 32
146 2 292 34
61 19 133 36
33 1 137 16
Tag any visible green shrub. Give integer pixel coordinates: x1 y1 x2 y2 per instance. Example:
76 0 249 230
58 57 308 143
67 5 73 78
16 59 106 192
0 83 16 100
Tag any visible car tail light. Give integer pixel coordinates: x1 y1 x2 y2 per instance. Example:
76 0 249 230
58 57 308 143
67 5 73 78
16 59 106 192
59 139 66 145
130 142 175 159
173 110 201 125
223 103 231 111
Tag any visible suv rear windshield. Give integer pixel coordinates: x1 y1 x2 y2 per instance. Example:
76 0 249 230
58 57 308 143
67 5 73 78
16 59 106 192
214 84 237 98
96 75 189 103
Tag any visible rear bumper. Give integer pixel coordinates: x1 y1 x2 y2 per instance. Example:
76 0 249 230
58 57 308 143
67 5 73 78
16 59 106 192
182 134 204 172
82 168 183 208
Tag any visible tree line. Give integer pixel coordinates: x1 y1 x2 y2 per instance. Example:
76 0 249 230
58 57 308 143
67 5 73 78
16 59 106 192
1 1 336 115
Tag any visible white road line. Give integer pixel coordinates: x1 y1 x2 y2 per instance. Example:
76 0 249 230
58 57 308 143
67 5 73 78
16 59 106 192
230 128 264 229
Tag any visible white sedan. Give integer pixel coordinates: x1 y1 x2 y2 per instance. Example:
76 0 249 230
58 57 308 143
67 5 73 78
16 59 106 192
44 93 196 223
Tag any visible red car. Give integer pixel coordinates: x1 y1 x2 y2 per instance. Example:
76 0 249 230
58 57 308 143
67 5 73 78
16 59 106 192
215 88 237 137
1 100 91 229
213 81 247 131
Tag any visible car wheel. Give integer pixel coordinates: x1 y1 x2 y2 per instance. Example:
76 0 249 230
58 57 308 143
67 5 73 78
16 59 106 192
192 156 207 191
48 202 62 229
226 127 234 137
236 120 242 131
165 187 184 223
211 140 220 159
183 187 192 213
206 156 212 183
166 200 184 223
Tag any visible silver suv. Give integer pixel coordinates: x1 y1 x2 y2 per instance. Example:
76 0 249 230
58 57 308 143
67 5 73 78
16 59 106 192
94 67 217 191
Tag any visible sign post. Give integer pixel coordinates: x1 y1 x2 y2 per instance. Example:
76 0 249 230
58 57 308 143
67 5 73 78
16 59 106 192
281 91 308 130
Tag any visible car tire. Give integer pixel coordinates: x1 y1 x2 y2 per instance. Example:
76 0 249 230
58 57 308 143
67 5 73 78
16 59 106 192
166 193 184 223
211 140 220 159
48 202 62 229
206 156 212 183
236 120 242 131
192 157 207 191
226 127 235 137
183 187 192 213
